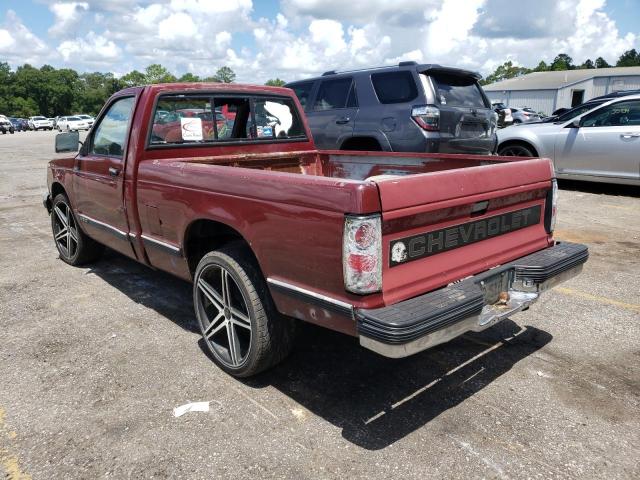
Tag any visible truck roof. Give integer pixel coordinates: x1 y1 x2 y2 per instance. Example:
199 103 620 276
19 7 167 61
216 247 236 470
131 83 294 97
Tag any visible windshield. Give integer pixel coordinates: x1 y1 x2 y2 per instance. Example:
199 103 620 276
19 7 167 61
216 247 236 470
556 101 605 122
34 116 46 120
68 116 81 121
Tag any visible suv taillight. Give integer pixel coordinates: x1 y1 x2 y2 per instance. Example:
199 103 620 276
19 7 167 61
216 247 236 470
411 105 440 131
343 214 382 294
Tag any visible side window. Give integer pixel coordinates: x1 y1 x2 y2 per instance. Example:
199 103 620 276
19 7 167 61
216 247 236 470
251 97 306 140
371 71 418 104
313 78 353 110
91 97 135 157
581 100 640 127
290 82 314 109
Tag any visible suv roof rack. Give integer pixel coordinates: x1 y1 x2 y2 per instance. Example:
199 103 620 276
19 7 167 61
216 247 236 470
321 62 421 77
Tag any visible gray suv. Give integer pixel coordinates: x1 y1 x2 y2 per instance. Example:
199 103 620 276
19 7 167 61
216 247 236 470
286 61 497 154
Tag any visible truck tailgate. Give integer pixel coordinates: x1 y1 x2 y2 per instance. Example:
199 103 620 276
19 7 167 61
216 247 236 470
374 158 554 305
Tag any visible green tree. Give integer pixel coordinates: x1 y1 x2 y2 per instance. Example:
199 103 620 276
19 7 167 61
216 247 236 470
533 60 549 72
580 59 595 69
214 66 235 83
265 78 286 86
595 57 611 68
178 72 201 82
120 70 146 88
616 49 640 67
144 64 177 84
480 61 529 85
550 53 574 71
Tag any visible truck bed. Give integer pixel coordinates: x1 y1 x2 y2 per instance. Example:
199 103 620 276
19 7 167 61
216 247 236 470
181 150 521 181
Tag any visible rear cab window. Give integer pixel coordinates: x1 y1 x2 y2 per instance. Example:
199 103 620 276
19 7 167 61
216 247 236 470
149 94 307 146
429 73 487 108
371 71 418 104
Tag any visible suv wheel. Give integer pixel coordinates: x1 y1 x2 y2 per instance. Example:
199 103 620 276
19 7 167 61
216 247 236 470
193 245 295 377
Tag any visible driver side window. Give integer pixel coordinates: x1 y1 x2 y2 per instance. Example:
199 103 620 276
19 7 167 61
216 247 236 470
581 100 640 127
90 97 135 157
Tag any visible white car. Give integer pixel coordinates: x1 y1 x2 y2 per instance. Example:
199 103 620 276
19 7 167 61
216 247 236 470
29 116 54 130
57 116 91 132
76 114 95 127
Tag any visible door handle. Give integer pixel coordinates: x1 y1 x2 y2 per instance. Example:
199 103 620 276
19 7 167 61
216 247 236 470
620 133 640 138
108 167 120 177
335 117 351 125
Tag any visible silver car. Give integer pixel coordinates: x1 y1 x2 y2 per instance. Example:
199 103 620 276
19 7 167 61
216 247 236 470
497 95 640 186
510 107 542 123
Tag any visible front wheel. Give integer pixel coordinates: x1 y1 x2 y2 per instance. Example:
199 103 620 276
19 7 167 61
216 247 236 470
498 143 536 157
51 194 104 265
193 246 295 377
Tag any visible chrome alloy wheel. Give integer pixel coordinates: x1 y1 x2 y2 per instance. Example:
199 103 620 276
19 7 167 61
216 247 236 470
52 201 79 259
196 265 252 368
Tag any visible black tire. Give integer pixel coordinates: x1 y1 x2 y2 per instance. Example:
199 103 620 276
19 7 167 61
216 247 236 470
51 193 104 266
193 245 295 377
498 143 536 157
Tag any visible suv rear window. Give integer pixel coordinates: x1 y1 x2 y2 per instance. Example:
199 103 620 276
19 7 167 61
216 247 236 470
313 78 353 110
430 73 486 108
371 71 418 104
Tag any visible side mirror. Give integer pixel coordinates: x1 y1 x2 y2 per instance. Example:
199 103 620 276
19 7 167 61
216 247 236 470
55 131 80 153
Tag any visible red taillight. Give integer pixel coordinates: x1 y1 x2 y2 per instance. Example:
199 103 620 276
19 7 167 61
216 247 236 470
411 105 440 131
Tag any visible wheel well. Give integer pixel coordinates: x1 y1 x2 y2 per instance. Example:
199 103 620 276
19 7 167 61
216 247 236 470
184 219 258 276
51 182 66 199
498 140 539 157
340 136 382 151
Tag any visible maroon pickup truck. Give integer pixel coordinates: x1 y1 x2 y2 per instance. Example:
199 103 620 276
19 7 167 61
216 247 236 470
44 83 588 377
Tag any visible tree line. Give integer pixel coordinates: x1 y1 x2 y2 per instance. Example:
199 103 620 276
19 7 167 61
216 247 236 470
480 49 640 85
0 62 287 118
3 48 638 117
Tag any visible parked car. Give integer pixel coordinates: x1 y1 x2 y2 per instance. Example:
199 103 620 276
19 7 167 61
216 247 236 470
8 117 25 132
532 100 607 124
44 82 587 377
590 89 640 102
286 62 498 154
497 95 640 185
29 116 53 130
0 115 15 134
57 116 91 132
76 114 95 127
492 102 514 128
510 107 542 123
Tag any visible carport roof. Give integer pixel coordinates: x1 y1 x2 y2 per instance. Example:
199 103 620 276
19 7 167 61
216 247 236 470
483 66 640 91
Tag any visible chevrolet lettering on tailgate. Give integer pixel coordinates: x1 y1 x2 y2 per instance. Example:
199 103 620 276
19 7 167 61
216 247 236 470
390 205 541 266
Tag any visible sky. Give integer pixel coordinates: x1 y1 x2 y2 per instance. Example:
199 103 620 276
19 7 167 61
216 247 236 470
0 0 639 83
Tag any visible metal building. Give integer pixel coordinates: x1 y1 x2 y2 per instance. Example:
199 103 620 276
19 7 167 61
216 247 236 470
483 66 640 115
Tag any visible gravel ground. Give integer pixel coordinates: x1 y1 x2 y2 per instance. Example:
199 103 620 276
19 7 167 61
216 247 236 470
1 130 639 479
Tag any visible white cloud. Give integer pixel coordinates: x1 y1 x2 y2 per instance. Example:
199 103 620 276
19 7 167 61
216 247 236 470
57 31 121 65
49 2 89 37
0 10 49 64
1 0 638 85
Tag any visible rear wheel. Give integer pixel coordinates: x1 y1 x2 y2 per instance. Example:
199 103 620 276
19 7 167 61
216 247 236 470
51 194 104 265
498 143 536 157
193 246 295 377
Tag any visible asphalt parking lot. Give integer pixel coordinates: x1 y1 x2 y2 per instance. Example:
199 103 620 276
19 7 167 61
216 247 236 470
1 130 639 479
